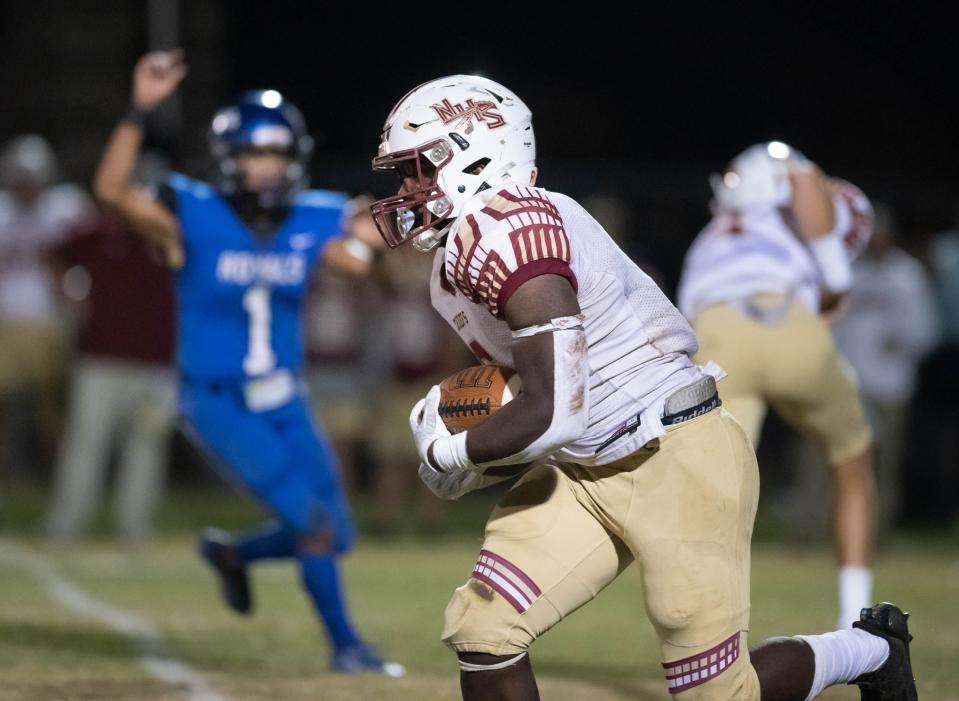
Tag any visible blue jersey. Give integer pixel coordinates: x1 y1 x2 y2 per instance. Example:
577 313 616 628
169 174 347 381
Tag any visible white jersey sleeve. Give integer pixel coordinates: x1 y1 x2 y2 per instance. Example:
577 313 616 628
678 177 874 320
445 186 576 318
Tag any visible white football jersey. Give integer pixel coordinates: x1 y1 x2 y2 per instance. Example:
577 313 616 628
429 183 720 466
678 179 873 320
0 184 92 321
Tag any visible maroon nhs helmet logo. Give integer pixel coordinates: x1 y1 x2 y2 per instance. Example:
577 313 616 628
430 98 506 130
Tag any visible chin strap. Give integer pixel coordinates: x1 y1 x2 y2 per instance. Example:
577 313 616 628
413 220 453 252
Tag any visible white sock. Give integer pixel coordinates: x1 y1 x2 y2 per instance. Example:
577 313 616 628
796 628 890 701
839 565 873 628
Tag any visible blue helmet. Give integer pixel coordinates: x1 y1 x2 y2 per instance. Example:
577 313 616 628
208 89 313 203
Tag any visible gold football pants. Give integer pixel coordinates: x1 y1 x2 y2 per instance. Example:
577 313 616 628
442 408 762 699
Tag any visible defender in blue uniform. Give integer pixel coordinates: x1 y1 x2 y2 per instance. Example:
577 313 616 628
94 50 398 674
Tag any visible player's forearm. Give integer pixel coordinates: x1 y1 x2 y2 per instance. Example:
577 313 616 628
425 277 588 471
464 327 589 466
92 119 183 266
98 50 186 204
463 389 588 467
464 393 557 464
323 201 384 275
322 238 376 276
789 167 836 241
94 119 145 206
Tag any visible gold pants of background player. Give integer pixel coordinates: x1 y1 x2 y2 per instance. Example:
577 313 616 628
692 295 872 464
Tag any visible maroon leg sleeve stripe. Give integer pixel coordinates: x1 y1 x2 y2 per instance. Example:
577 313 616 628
661 632 741 694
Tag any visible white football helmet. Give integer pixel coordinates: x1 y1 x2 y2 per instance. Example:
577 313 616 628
0 134 59 190
371 75 537 251
710 141 808 212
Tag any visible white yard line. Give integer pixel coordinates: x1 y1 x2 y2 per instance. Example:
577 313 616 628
0 541 227 701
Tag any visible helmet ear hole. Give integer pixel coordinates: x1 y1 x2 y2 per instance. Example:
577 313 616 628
462 157 491 176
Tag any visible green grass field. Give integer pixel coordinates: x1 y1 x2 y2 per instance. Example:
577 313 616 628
1 489 957 700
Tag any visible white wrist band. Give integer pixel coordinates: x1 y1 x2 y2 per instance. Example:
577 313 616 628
429 431 476 473
810 233 852 293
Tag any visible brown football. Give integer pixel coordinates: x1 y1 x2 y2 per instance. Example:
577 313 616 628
438 365 522 434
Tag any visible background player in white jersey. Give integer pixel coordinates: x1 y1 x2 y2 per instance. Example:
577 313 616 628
678 142 878 628
370 76 916 701
0 136 93 478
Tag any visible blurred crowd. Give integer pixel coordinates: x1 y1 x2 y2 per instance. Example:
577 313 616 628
0 133 473 542
1 133 957 541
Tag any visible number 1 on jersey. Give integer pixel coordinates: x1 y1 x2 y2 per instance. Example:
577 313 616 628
243 285 276 376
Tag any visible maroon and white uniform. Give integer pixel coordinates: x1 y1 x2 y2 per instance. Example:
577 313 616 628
679 179 873 319
430 183 723 465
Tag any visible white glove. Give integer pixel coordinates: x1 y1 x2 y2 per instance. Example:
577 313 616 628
409 385 475 475
409 385 451 466
410 386 489 499
417 461 525 501
417 461 484 501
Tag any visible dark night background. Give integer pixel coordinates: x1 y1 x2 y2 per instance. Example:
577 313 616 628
2 11 959 681
0 1 955 288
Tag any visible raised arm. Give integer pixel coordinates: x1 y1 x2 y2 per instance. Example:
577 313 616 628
789 164 836 240
788 164 852 312
94 50 188 268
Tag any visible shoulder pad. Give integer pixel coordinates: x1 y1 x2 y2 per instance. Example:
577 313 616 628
446 185 573 317
167 173 216 200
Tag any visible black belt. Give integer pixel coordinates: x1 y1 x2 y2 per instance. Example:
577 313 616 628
594 376 721 455
662 393 721 426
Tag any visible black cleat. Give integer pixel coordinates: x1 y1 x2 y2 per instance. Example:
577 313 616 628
851 602 918 700
198 528 253 615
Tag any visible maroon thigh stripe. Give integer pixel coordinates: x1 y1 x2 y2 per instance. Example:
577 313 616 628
471 569 528 614
478 549 542 597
